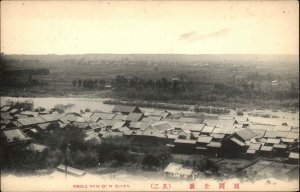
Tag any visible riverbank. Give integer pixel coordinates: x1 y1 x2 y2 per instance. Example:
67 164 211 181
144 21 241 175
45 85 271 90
1 89 299 112
103 99 231 114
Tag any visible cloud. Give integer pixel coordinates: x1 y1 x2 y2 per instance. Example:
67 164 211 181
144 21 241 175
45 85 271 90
180 28 231 42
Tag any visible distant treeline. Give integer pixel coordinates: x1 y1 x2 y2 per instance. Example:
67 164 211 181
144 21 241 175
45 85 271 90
0 68 49 88
108 75 299 109
72 79 106 89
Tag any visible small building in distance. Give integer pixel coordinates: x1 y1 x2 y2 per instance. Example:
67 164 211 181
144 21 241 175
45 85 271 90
163 162 196 179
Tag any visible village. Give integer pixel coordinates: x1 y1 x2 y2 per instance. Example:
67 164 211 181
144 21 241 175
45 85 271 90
1 101 299 181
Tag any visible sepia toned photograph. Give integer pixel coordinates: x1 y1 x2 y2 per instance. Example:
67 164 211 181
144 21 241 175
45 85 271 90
0 0 299 191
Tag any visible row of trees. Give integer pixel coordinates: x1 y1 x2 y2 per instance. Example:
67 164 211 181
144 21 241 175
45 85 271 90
111 75 299 103
72 79 106 89
113 75 192 94
5 99 34 111
246 72 284 82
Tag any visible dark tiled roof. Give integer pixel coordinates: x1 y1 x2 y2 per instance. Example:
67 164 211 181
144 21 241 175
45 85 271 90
235 129 258 141
126 113 143 122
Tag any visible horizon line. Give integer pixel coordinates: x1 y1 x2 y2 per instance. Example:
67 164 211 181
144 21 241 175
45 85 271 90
2 53 299 56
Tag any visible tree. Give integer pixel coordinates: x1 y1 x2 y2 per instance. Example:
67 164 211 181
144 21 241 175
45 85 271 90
291 82 296 90
78 79 82 87
111 149 127 164
6 99 34 111
142 154 160 168
250 82 255 91
72 80 77 87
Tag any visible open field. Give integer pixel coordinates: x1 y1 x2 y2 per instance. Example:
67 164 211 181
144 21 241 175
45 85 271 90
1 54 299 110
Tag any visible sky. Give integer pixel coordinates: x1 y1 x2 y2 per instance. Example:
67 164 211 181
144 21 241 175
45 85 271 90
1 1 299 55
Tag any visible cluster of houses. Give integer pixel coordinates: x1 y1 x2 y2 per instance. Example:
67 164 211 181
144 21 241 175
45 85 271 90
1 104 299 164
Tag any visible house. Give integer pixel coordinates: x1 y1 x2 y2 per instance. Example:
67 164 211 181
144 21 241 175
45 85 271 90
217 119 237 127
169 121 186 130
92 112 116 120
286 132 298 139
212 126 236 136
0 112 13 121
207 141 222 155
150 110 171 118
40 113 64 123
182 123 205 132
151 122 173 133
74 117 86 123
98 120 115 129
219 115 235 120
128 121 150 131
8 108 20 116
273 125 292 132
163 162 182 177
246 143 261 156
265 138 281 146
174 139 197 152
249 124 275 131
1 128 31 145
203 119 219 127
226 129 258 154
163 162 196 179
20 111 39 117
291 127 299 133
126 113 144 122
81 112 94 118
201 126 215 135
287 152 299 164
210 133 226 141
85 116 101 123
196 135 212 152
16 116 47 129
178 117 202 123
259 145 274 157
71 122 91 130
170 112 185 119
197 136 213 145
112 105 141 115
234 116 249 122
281 138 295 145
88 122 106 132
233 128 258 142
273 143 288 157
1 106 12 112
142 116 162 123
113 114 128 121
263 131 278 138
111 121 126 131
60 114 78 123
142 122 173 138
37 121 60 132
251 129 266 138
117 126 133 135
